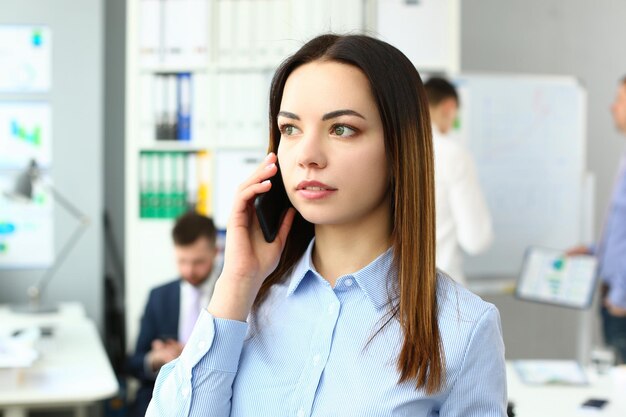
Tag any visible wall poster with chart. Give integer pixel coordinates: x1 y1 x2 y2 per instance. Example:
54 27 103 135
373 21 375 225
0 25 54 269
0 25 51 92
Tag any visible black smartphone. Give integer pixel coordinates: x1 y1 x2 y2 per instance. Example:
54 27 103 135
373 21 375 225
254 166 292 242
581 398 608 410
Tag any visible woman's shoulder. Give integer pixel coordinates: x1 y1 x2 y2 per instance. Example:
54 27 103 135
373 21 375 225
436 270 500 326
435 270 504 386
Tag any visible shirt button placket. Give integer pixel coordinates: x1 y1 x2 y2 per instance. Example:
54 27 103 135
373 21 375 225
312 354 321 366
327 303 334 315
294 295 338 417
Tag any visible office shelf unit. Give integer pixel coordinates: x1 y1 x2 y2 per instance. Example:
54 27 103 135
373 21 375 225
124 0 461 349
124 0 373 350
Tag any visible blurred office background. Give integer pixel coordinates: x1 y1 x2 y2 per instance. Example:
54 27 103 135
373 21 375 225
1 0 626 414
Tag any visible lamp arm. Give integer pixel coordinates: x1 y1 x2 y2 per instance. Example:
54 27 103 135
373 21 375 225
46 183 88 220
32 217 89 298
30 182 90 300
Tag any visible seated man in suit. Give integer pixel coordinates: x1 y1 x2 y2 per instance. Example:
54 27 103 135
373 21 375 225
127 212 219 417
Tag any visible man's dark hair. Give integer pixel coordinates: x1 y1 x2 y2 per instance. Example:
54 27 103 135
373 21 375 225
172 211 216 247
424 77 459 107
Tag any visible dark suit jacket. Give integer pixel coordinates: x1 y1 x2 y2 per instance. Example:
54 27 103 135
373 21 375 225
127 279 181 417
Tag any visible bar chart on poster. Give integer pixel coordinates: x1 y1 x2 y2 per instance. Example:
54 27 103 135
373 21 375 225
0 26 54 269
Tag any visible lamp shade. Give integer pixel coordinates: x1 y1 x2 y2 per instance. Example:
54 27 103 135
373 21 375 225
13 159 38 199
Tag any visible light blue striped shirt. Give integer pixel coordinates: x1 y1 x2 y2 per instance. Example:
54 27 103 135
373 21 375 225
597 150 626 308
147 240 507 416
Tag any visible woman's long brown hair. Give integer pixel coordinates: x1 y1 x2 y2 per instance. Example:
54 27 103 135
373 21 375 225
253 34 442 394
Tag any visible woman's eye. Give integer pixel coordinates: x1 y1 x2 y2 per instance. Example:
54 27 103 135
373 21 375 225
332 124 356 137
280 124 301 136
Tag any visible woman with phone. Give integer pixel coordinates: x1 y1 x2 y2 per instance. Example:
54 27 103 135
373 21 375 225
147 34 506 416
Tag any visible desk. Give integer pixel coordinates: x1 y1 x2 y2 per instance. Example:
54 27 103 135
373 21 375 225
0 303 119 417
507 362 626 416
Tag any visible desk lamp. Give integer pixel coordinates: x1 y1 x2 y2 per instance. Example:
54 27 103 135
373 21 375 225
9 159 90 314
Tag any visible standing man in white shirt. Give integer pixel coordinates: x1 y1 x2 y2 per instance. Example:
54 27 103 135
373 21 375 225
425 77 493 285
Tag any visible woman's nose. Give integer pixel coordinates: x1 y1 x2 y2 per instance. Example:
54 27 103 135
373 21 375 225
296 129 327 169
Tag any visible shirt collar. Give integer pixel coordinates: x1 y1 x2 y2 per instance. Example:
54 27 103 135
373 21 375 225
352 247 395 309
286 238 317 297
286 238 395 310
180 265 220 296
432 122 447 141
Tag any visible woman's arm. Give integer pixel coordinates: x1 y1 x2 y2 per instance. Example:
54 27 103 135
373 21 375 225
208 153 295 321
146 153 295 416
439 306 507 417
146 311 248 417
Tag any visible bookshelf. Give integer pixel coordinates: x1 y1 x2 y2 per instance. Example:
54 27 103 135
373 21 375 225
124 0 373 350
124 0 460 350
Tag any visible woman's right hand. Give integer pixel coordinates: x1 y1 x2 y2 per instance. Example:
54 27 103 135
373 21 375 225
208 152 295 322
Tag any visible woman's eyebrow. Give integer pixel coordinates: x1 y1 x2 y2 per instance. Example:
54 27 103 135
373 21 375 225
278 111 299 120
278 109 366 121
322 109 366 121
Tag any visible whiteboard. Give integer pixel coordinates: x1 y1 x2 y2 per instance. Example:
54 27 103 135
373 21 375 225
451 74 587 278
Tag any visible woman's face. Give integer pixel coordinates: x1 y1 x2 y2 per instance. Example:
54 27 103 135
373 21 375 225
276 60 390 229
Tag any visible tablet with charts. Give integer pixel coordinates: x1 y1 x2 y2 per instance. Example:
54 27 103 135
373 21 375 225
513 360 589 386
515 246 598 309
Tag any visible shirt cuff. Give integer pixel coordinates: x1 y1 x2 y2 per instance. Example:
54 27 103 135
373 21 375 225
143 353 158 380
608 283 626 310
179 308 249 374
197 316 248 372
588 243 597 256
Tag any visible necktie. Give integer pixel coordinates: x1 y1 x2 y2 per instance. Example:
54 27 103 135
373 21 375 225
180 286 201 344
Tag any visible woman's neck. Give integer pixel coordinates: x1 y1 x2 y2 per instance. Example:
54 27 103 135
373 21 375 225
312 214 392 287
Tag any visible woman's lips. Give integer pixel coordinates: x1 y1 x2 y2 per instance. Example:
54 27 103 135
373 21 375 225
296 180 337 200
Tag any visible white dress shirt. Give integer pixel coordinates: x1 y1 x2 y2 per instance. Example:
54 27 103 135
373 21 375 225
433 125 493 284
